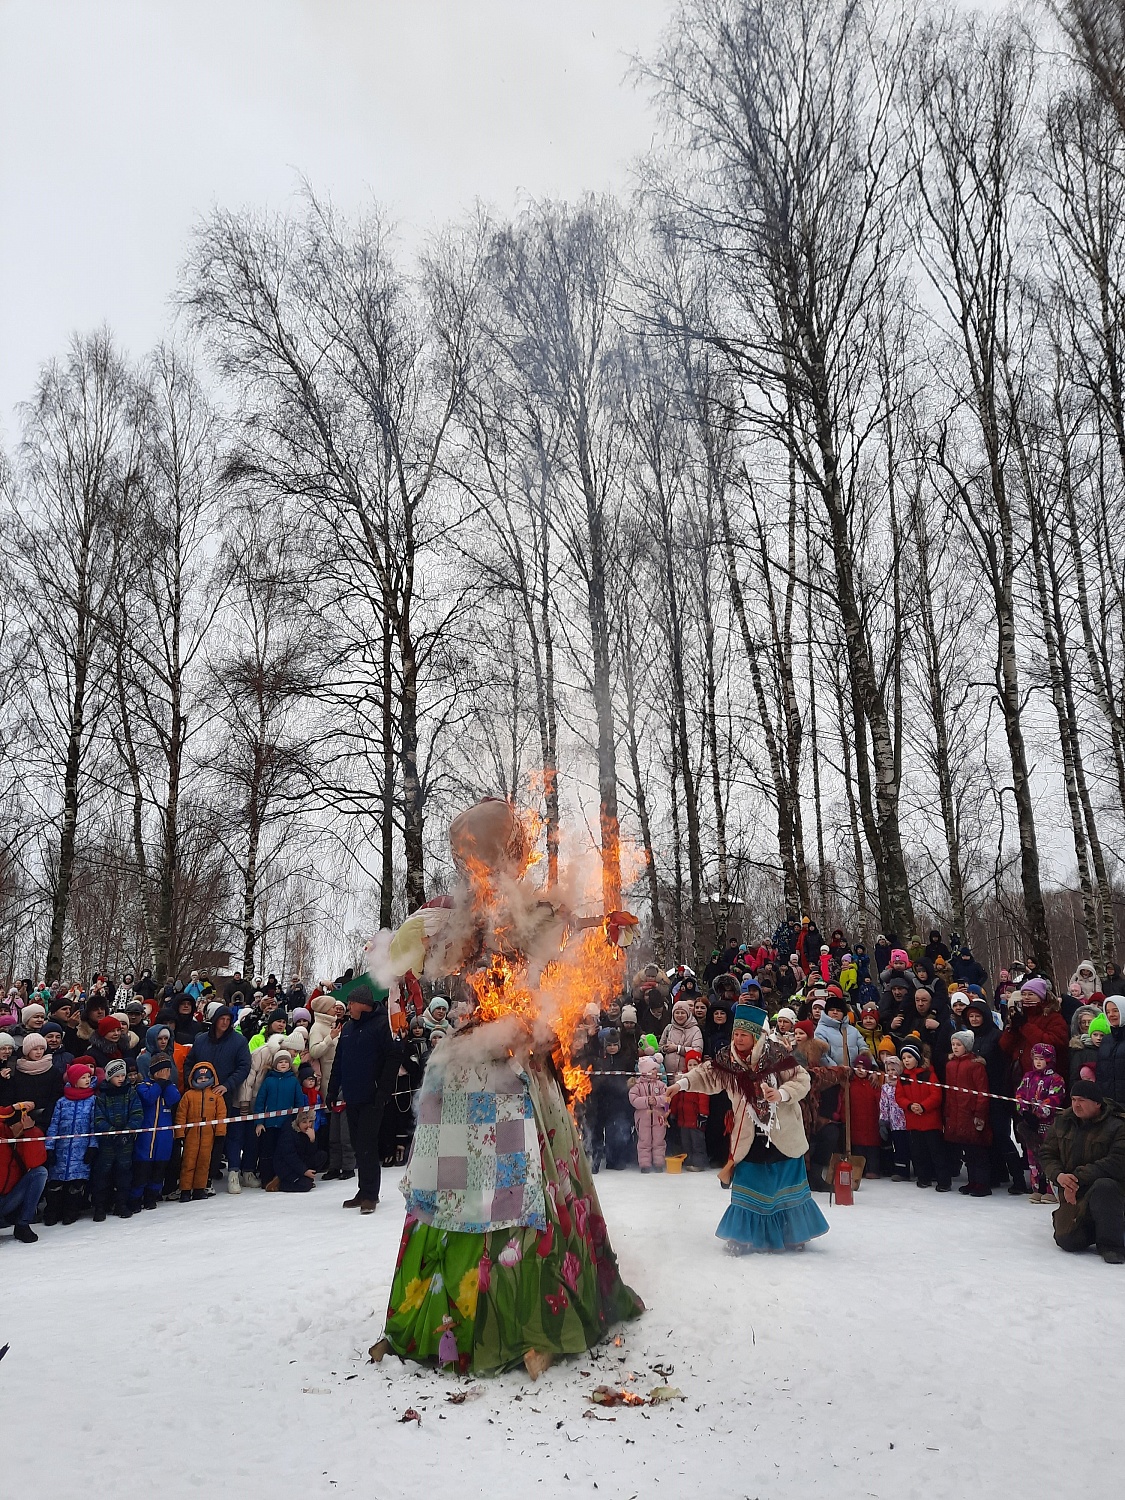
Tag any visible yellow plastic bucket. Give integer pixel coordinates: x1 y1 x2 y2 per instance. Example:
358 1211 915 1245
665 1154 686 1174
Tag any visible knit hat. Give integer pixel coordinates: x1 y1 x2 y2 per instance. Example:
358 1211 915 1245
877 1036 898 1055
1031 1042 1056 1065
97 1014 123 1037
620 1004 638 1025
19 1003 45 1025
297 1061 316 1084
41 1020 64 1038
204 1001 224 1022
0 1033 15 1051
890 949 910 966
1022 977 1050 1002
1070 1080 1103 1103
149 1054 173 1075
104 1058 128 1081
951 1030 975 1053
899 1039 924 1063
289 1007 312 1025
774 1007 797 1024
853 1052 874 1070
271 1050 294 1070
685 1049 702 1064
65 1062 93 1087
640 1033 659 1054
638 1055 658 1076
125 999 145 1015
21 1033 46 1055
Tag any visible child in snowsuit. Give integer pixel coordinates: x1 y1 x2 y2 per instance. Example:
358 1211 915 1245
273 1108 325 1191
175 1060 227 1200
628 1055 668 1173
44 1063 98 1225
90 1058 143 1220
668 1048 709 1170
587 1029 634 1172
848 1051 884 1177
878 1053 910 1180
254 1050 304 1189
896 1040 949 1191
132 1054 181 1210
1015 1042 1066 1203
942 1031 992 1197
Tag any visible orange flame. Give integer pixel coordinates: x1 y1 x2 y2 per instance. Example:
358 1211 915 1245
452 802 638 1115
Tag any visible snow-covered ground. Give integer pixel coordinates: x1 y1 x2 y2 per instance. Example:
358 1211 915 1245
3 1170 1119 1497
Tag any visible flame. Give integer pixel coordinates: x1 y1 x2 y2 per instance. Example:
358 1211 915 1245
444 800 640 1116
464 926 624 1114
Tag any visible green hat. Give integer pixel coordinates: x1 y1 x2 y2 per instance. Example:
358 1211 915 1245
733 1003 767 1038
332 971 389 1008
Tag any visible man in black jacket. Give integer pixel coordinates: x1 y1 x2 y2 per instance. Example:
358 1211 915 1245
325 976 399 1214
1040 1081 1125 1264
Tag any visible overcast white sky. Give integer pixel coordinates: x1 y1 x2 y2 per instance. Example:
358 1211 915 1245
0 0 668 435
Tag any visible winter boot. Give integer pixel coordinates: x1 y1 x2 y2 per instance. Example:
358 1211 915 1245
179 1190 193 1203
192 1188 209 1201
143 1189 161 1210
12 1223 38 1243
93 1205 108 1223
343 1193 364 1208
339 1168 355 1181
43 1185 63 1227
322 1167 341 1181
227 1170 242 1194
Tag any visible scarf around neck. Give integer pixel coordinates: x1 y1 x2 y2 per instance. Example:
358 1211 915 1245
16 1054 54 1075
706 1040 801 1120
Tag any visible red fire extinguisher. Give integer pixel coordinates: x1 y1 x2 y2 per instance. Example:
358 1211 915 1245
833 1155 854 1205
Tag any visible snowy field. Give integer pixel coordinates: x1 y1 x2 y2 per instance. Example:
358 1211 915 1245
4 1170 1119 1499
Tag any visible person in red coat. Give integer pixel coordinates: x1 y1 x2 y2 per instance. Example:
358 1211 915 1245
896 1039 950 1190
943 1031 993 1197
0 1101 49 1241
848 1052 883 1177
999 981 1070 1085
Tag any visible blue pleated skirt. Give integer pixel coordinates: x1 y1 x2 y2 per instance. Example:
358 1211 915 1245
716 1154 829 1251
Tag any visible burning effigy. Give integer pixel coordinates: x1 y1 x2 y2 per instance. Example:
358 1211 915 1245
371 798 644 1378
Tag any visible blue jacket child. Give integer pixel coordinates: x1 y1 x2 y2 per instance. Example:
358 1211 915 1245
254 1051 304 1188
44 1061 100 1226
132 1054 181 1208
89 1059 143 1219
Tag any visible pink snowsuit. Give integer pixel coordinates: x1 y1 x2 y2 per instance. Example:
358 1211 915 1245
629 1067 668 1170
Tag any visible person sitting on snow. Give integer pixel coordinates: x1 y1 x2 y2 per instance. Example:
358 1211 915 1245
1040 1080 1125 1264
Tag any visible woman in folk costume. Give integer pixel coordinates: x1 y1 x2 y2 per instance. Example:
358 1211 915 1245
671 1003 829 1254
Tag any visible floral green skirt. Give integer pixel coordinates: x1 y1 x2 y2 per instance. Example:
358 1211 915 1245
385 1068 643 1374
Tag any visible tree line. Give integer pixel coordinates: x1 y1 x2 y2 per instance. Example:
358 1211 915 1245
2 0 1124 984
